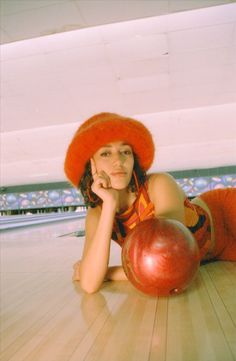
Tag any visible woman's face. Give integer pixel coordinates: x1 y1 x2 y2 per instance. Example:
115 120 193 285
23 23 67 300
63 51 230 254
92 141 134 190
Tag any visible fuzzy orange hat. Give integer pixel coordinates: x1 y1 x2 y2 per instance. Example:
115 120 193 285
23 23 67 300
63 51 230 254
64 112 155 187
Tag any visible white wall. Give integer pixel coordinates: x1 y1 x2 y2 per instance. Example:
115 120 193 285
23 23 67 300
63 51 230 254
1 103 235 186
1 4 236 186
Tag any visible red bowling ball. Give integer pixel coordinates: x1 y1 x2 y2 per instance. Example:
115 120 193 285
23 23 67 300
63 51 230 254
122 218 200 296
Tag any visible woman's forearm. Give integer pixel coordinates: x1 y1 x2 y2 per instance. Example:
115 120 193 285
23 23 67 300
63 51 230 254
106 266 128 281
79 203 116 293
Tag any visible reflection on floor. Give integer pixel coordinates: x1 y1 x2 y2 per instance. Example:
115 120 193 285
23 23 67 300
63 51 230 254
0 219 236 361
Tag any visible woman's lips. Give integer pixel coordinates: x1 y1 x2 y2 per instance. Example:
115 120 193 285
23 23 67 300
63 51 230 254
111 171 127 176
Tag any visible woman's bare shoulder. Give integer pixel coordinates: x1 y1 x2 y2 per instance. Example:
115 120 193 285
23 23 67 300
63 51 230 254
147 172 186 199
147 172 179 186
147 173 186 222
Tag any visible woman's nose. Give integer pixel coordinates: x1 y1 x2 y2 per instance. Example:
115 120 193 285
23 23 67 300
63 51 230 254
112 152 123 164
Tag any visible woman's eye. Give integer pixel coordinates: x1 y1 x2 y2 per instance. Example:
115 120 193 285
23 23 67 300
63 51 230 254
122 149 132 155
100 151 110 157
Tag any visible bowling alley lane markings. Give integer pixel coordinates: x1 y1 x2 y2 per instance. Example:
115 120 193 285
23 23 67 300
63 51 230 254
58 230 85 237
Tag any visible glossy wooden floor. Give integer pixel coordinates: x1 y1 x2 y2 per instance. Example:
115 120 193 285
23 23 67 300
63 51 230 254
1 218 236 361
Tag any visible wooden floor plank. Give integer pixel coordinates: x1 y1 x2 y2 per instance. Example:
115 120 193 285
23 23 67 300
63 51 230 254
0 277 75 359
205 262 236 324
71 286 157 361
165 270 235 361
201 264 236 359
148 297 168 361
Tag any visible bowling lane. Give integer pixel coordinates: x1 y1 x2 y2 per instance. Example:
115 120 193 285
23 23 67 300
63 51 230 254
0 215 121 276
0 211 86 231
0 212 119 268
1 217 235 361
0 216 122 360
0 218 83 356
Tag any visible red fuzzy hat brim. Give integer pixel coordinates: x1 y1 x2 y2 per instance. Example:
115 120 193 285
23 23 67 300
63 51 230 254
64 113 155 187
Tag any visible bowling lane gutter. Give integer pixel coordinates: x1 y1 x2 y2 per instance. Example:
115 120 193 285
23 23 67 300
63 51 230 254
1 212 86 223
0 212 86 231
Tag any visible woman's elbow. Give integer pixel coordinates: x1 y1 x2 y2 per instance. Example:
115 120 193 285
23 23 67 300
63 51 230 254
80 279 102 294
78 263 106 294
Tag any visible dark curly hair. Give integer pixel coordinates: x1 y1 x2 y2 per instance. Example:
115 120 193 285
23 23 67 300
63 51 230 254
78 153 147 208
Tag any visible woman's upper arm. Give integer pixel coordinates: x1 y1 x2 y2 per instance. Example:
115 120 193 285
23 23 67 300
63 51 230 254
148 173 185 223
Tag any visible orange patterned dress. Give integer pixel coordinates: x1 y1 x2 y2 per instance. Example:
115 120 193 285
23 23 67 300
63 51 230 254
112 181 212 260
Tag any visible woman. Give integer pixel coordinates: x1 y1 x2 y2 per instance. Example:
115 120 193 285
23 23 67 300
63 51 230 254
64 112 236 294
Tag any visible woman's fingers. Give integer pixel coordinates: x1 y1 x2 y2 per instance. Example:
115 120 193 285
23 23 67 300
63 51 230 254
90 158 111 189
99 171 112 187
72 261 81 281
92 174 110 192
90 158 97 178
90 158 113 201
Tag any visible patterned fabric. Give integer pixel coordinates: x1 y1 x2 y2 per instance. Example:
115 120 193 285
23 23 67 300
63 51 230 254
183 198 212 259
112 181 212 260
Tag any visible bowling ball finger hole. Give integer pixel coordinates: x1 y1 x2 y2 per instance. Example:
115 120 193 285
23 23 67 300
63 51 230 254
169 287 182 295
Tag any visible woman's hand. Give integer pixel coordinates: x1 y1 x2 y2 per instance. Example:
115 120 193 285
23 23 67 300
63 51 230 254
73 260 81 281
91 158 119 208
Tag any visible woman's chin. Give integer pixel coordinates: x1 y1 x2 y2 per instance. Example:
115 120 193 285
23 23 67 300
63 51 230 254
111 180 129 190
